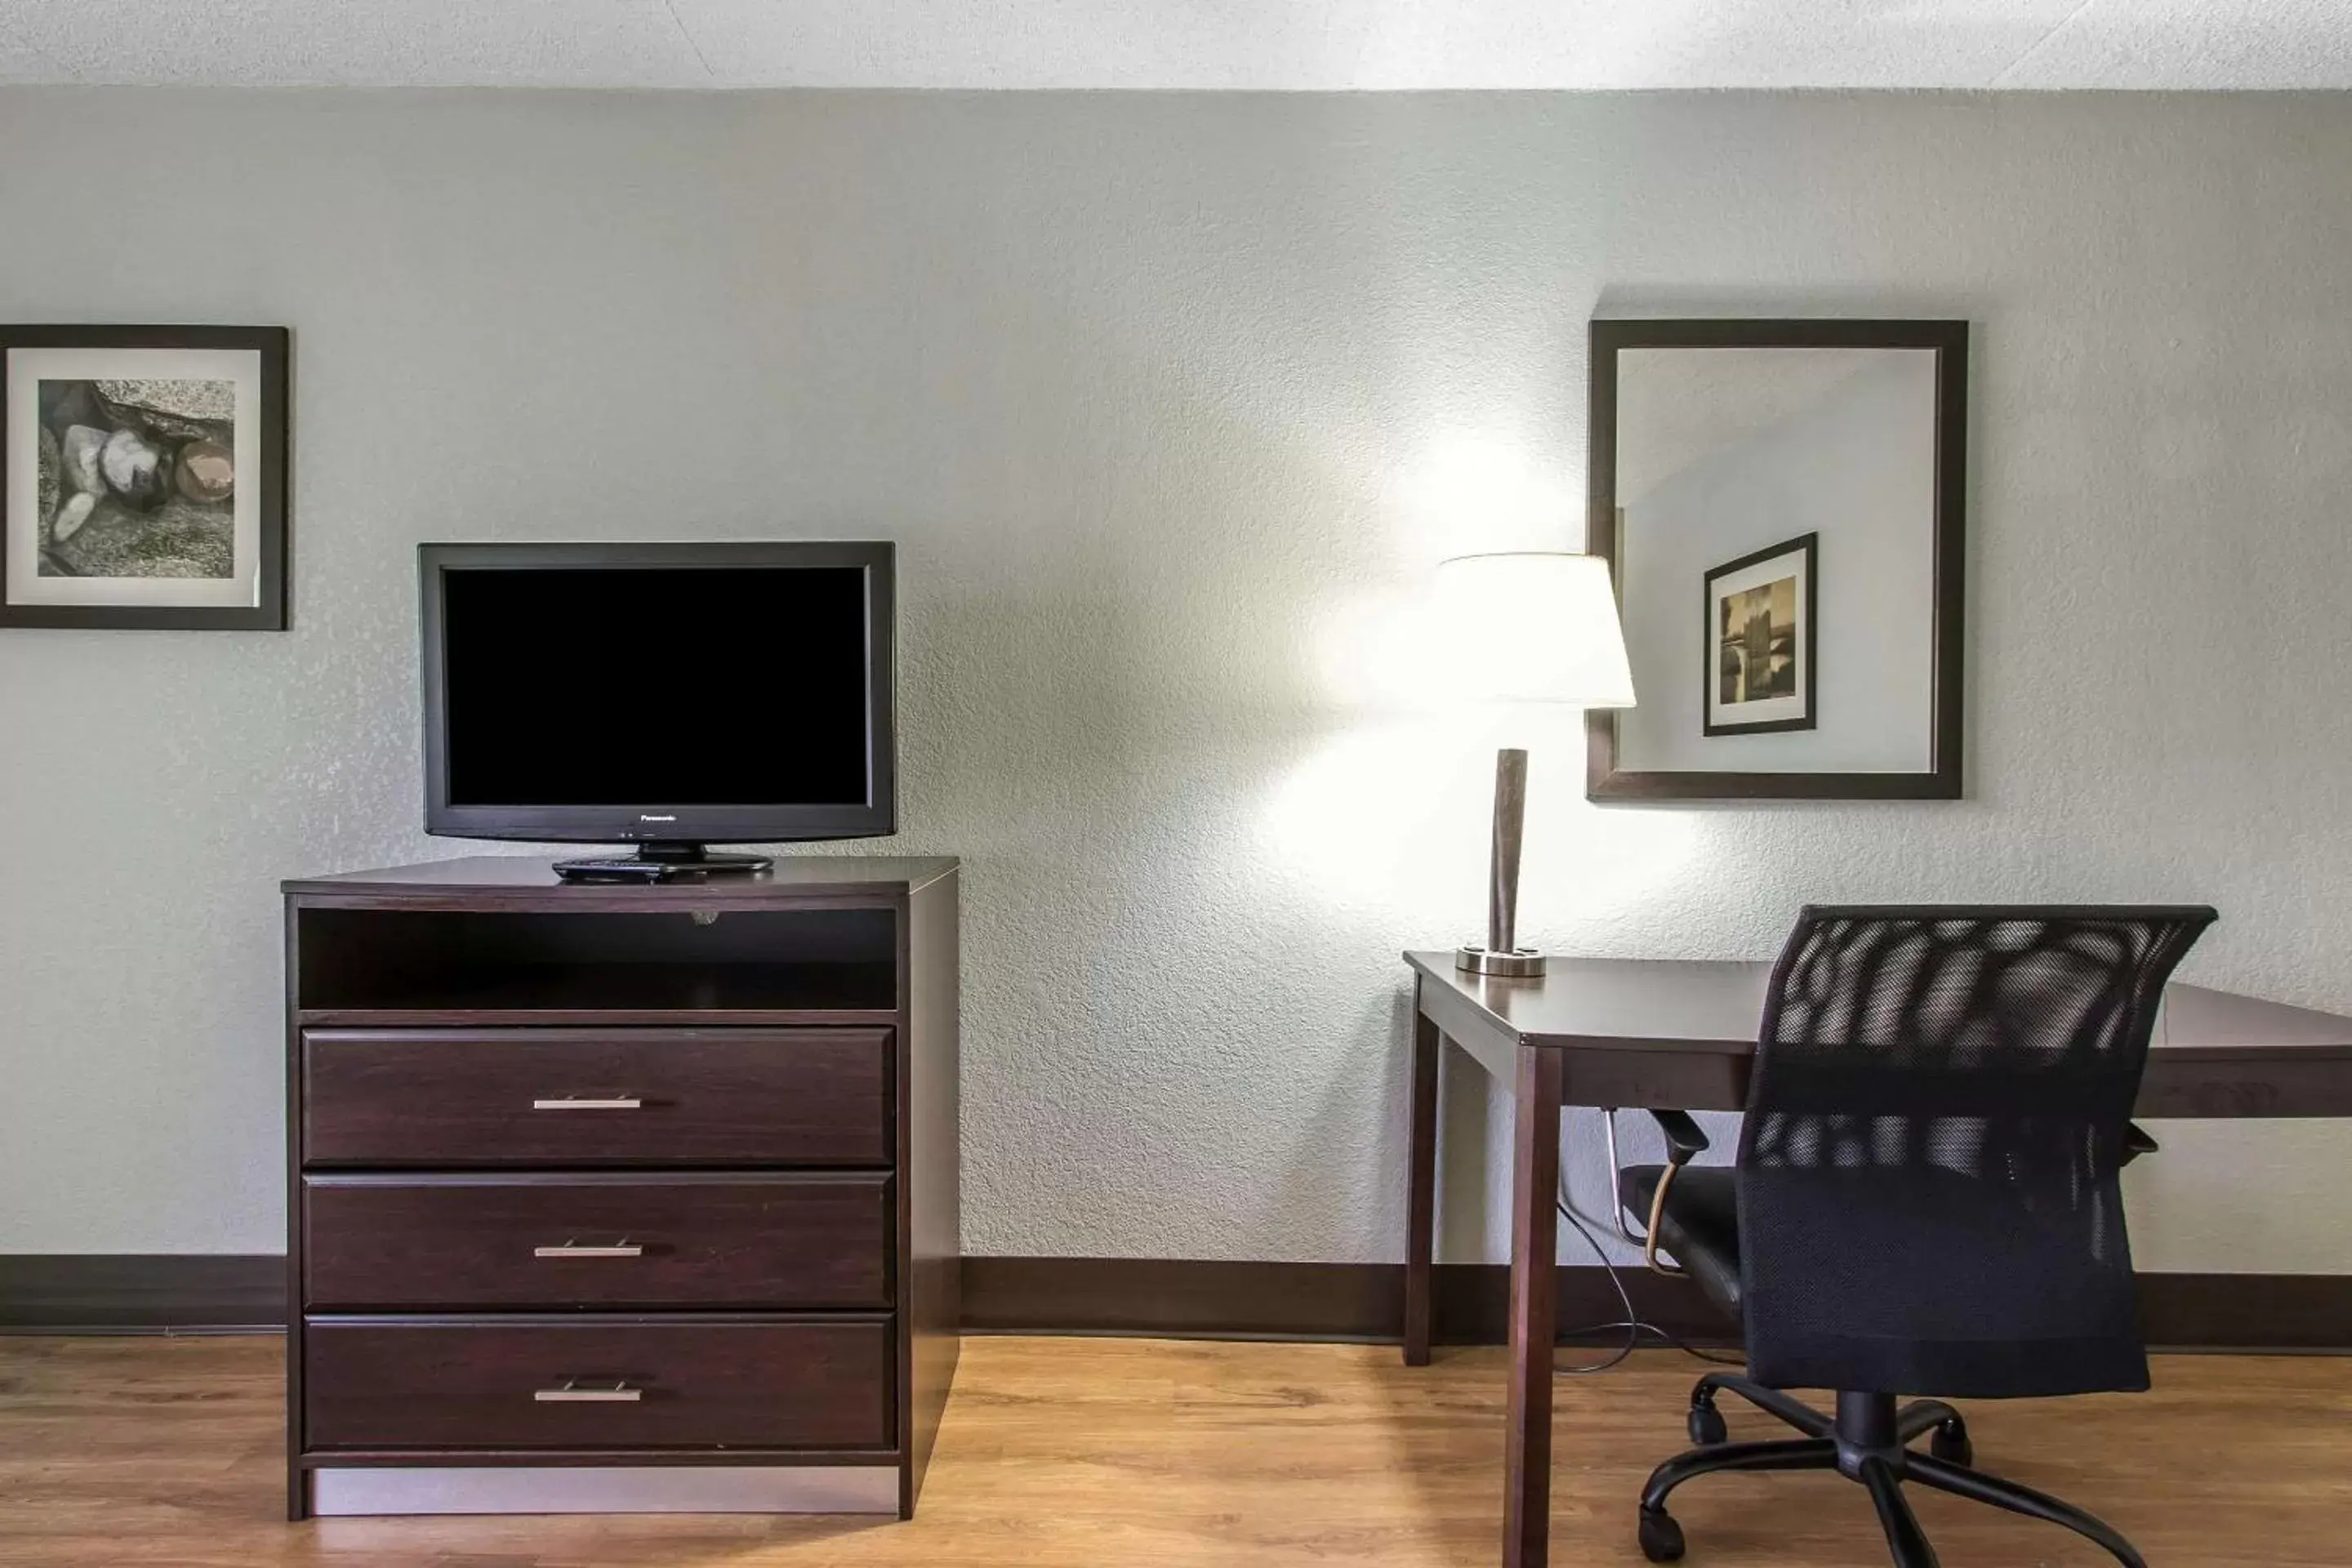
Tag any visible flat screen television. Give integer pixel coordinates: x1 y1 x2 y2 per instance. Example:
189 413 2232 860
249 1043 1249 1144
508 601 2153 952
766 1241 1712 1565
421 541 895 867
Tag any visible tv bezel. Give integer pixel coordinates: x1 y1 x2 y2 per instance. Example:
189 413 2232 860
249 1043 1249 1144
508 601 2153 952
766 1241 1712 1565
420 541 897 848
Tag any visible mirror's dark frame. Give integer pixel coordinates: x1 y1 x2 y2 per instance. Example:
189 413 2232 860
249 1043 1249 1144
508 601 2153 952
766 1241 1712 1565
1585 317 1967 801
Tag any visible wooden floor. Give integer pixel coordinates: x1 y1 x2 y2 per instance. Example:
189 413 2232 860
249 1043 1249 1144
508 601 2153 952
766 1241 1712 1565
2 1335 2349 1566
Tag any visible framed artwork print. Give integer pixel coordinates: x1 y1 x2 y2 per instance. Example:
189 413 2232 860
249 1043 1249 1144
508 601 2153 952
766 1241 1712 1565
1586 318 1965 800
2 325 288 630
1704 531 1815 736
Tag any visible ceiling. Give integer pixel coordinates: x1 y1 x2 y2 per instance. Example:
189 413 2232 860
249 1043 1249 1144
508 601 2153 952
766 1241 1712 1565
0 1 2346 91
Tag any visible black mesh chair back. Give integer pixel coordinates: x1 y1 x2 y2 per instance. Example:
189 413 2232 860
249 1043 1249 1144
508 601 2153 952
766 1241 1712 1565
1736 905 2216 1399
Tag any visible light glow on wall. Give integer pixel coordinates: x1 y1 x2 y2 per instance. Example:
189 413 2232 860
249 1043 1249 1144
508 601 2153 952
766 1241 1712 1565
1269 428 1693 929
1383 428 1585 565
1259 710 1699 932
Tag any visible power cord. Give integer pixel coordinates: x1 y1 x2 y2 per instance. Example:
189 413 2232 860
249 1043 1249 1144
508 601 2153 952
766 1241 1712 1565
1548 1194 1646 1374
1551 1127 1745 1376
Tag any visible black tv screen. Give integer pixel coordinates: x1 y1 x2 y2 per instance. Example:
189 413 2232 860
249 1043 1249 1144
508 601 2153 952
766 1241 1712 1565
421 542 895 846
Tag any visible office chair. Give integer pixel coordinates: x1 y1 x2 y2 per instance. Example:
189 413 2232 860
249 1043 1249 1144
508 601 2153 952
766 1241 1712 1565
1614 905 2216 1567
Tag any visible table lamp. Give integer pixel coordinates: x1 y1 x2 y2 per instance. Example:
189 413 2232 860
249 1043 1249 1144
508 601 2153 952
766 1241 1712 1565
1432 552 1636 977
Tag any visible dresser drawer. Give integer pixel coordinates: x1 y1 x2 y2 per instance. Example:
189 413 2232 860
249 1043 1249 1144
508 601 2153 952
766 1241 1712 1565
304 1318 894 1451
303 1028 890 1168
305 1174 892 1311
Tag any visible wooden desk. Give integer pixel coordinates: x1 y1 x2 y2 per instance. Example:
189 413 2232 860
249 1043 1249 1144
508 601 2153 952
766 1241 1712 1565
1400 951 2352 1568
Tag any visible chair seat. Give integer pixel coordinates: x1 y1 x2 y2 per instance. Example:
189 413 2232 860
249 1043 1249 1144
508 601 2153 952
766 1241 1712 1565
1618 1165 1743 1320
1624 1160 2152 1397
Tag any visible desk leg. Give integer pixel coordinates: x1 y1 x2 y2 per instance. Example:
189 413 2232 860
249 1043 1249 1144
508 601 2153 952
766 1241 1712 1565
1503 1046 1564 1568
1404 991 1440 1366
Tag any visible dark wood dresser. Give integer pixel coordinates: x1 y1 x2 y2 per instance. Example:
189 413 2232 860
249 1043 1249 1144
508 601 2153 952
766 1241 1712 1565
283 856 959 1518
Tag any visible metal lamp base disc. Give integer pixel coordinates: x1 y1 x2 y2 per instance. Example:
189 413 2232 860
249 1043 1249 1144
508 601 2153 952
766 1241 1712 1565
1456 945 1547 978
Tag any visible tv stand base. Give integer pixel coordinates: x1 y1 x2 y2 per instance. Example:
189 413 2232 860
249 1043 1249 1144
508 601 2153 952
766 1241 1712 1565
553 843 774 882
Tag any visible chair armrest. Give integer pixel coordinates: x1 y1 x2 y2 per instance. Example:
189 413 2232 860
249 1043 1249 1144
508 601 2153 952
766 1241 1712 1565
2123 1122 2159 1166
1647 1108 1710 1166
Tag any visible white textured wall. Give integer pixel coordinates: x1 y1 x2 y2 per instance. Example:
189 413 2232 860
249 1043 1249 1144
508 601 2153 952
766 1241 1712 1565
1 90 2348 1273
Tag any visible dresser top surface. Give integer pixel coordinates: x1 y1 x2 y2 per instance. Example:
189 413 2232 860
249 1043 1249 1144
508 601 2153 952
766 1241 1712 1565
285 854 959 900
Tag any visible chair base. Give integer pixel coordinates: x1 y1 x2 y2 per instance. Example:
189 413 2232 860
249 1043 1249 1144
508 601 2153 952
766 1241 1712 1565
1638 1378 2145 1568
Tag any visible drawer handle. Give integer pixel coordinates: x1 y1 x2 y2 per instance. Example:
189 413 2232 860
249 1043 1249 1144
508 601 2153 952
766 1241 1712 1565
530 1096 643 1111
533 1380 643 1403
533 1241 645 1259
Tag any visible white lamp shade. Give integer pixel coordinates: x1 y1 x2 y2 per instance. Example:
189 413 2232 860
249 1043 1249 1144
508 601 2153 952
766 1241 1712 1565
1432 552 1637 708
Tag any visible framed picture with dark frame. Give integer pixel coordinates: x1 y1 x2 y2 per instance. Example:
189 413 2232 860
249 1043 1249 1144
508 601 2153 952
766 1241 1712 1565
1704 531 1817 737
1586 318 1965 800
2 324 289 630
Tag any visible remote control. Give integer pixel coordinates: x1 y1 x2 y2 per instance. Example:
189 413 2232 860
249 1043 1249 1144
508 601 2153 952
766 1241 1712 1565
553 858 673 884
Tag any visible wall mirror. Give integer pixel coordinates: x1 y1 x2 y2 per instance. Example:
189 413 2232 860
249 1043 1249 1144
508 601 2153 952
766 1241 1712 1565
1586 318 1967 800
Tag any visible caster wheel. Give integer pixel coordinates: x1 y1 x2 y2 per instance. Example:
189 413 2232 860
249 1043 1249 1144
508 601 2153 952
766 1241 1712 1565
1638 1508 1687 1562
1686 1403 1728 1446
1930 1419 1973 1467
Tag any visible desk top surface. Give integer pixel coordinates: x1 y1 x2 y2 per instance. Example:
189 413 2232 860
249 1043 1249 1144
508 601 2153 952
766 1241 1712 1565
1405 951 2352 1059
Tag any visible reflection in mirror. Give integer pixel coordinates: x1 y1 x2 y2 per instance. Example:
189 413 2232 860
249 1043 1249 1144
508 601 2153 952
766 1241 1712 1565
1609 345 1940 778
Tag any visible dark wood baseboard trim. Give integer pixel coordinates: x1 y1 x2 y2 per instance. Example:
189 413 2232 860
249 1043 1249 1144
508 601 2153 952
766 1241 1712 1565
959 1258 1723 1345
963 1259 2352 1353
2133 1271 2352 1352
7 1254 2348 1354
0 1255 286 1332
961 1256 1414 1341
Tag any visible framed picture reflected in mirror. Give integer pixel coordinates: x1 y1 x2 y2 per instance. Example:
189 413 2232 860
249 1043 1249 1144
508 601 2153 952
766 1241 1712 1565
1704 530 1815 737
1586 318 1965 800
